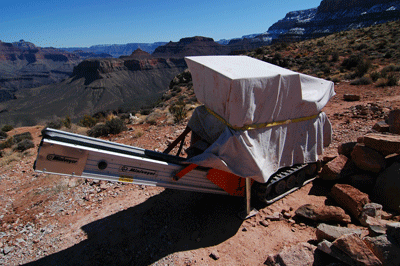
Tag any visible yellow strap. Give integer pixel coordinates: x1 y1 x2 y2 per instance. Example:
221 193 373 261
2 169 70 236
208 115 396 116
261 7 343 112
205 106 319 131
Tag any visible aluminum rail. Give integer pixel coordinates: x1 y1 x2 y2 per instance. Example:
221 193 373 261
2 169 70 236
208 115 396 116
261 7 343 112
34 128 227 195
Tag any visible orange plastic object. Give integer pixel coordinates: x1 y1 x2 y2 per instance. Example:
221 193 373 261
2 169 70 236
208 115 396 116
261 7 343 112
174 164 198 180
207 169 250 196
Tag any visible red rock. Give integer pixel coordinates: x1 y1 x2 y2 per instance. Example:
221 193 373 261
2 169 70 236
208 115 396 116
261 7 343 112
320 155 353 180
338 142 357 157
372 162 400 212
343 94 360 101
330 184 370 219
364 234 400 266
274 242 316 266
363 133 400 156
351 144 386 173
332 233 382 265
372 121 390 133
295 204 351 224
349 174 376 194
388 109 400 134
316 223 362 242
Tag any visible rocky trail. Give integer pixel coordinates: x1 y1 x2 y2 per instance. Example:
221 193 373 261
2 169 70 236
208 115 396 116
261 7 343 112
1 82 400 265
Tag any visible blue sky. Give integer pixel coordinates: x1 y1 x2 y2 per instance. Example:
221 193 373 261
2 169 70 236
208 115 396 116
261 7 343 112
1 0 322 48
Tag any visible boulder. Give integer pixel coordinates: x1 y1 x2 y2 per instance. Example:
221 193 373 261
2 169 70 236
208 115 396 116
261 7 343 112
372 162 400 212
351 144 386 173
317 240 355 266
343 94 360 101
348 174 376 194
372 121 390 133
363 234 400 266
363 133 400 156
338 142 357 158
361 203 382 219
316 223 363 242
295 204 351 224
359 215 390 229
386 222 400 245
368 225 387 237
273 242 316 266
332 233 382 266
319 155 357 180
388 109 400 134
330 184 370 219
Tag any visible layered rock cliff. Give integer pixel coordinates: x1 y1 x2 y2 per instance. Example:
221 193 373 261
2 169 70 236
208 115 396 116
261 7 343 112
0 40 81 92
266 0 400 43
0 56 186 126
152 36 231 58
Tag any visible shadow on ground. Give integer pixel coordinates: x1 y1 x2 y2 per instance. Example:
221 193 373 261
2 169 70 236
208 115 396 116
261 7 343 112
25 189 244 265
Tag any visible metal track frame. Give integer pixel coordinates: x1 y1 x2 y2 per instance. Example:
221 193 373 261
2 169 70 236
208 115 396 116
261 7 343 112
34 128 227 195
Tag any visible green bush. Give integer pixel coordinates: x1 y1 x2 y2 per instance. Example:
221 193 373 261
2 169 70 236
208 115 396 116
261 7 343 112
387 75 398 86
0 138 13 150
355 59 371 77
0 131 7 139
62 116 71 129
87 118 127 137
370 71 381 82
106 117 127 135
13 132 32 143
80 114 97 128
169 101 187 123
1 125 13 132
350 76 373 85
46 120 62 129
13 139 34 152
87 124 109 138
341 55 362 70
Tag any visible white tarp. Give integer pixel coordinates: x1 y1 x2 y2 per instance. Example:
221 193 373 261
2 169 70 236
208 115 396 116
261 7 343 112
185 55 335 183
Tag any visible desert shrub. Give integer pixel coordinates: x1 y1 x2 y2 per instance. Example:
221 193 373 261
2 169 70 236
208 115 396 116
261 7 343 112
62 116 71 129
387 75 398 86
376 78 388 87
13 132 32 143
132 129 144 138
1 125 13 132
46 120 62 129
341 55 362 70
146 117 157 125
0 131 7 139
169 101 187 123
106 117 127 135
331 77 341 84
331 52 339 62
350 76 373 85
13 139 34 152
0 138 13 150
370 71 381 82
355 59 371 77
87 118 126 137
87 124 110 138
80 114 97 128
317 40 325 46
356 43 368 50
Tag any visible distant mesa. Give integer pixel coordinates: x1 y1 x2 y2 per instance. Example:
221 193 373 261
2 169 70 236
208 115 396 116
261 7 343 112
120 48 153 60
151 36 231 58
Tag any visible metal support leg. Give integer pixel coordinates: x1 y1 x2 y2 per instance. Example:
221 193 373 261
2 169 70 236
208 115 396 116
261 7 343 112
238 177 258 220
